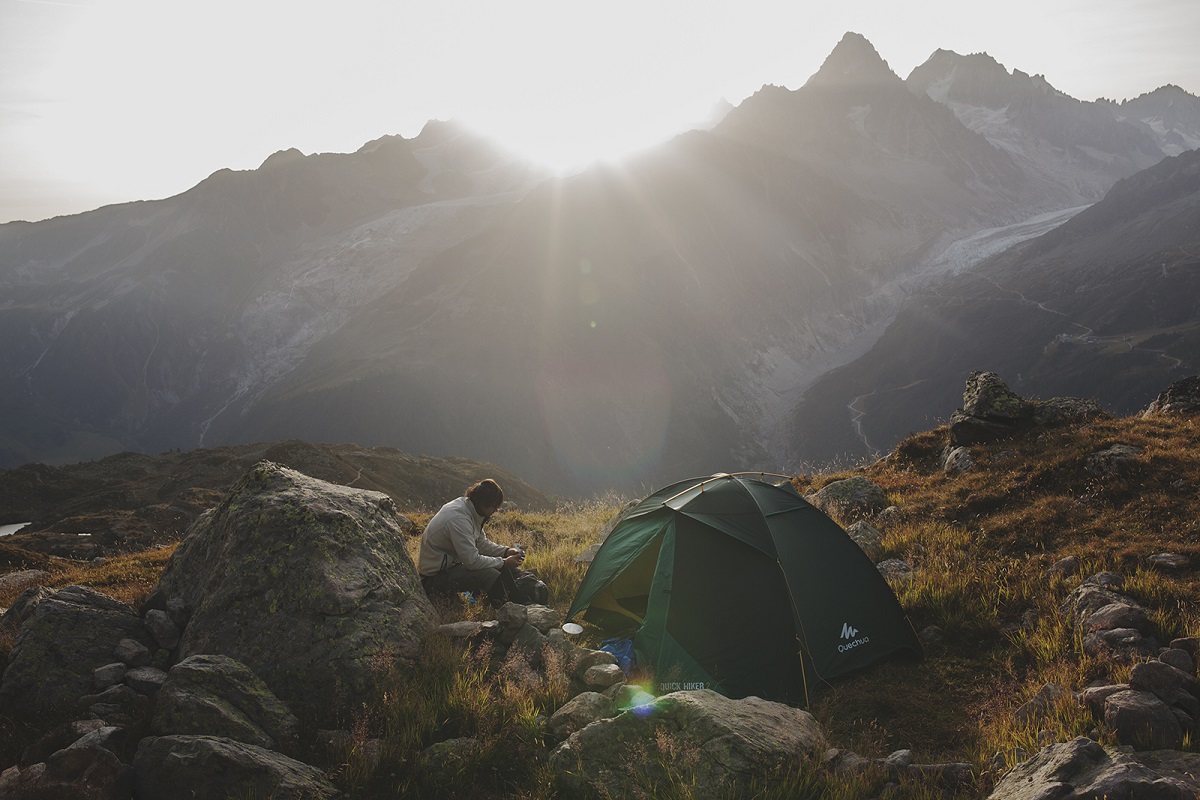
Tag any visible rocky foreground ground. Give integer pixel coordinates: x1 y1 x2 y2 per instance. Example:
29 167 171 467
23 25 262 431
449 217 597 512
0 373 1198 798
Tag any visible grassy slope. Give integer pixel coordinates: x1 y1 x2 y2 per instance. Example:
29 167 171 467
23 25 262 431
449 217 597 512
1 411 1197 798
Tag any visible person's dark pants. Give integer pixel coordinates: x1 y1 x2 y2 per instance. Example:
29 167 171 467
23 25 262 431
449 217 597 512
421 564 519 606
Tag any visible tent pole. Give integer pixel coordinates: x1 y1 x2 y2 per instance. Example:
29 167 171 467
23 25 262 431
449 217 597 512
659 472 796 506
799 647 810 707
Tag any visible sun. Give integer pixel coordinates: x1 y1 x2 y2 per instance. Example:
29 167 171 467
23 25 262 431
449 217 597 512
466 102 701 174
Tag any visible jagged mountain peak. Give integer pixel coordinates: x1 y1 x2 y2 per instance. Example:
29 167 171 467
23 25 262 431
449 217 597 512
1122 83 1199 106
413 118 470 145
908 48 1071 106
356 133 409 155
259 148 307 170
803 31 903 91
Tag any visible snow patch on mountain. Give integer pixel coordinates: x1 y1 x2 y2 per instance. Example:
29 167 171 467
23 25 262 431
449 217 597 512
198 177 538 444
736 204 1088 466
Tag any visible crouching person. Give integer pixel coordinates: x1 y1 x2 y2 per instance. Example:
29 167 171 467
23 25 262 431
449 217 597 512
418 479 546 606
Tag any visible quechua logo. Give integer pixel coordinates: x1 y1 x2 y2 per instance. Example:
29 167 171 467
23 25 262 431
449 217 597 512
838 622 869 653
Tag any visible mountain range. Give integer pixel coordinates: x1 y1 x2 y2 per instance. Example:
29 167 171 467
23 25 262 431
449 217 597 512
2 32 1198 493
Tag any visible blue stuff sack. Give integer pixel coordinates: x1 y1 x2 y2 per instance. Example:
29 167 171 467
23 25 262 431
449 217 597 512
599 637 636 676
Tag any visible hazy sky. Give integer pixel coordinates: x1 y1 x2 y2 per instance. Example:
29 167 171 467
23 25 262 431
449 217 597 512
2 0 1198 223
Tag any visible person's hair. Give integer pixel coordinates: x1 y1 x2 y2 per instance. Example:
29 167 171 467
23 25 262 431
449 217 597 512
466 478 504 510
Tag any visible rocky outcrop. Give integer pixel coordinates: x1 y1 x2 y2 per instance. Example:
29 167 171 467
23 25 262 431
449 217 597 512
1142 375 1200 416
1061 572 1157 660
548 689 826 799
1029 571 1200 755
949 372 1103 445
146 462 434 724
0 585 156 721
0 738 132 800
988 736 1200 799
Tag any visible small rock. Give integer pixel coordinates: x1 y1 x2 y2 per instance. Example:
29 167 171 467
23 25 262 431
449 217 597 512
845 521 885 563
1079 684 1130 719
571 649 618 680
825 748 871 775
0 570 50 595
876 558 914 583
524 605 563 635
144 609 180 650
1084 602 1150 634
919 625 944 644
1159 648 1196 676
943 446 973 473
1170 637 1200 661
546 692 614 743
1044 555 1080 579
93 663 128 691
125 666 169 695
1085 444 1143 476
20 719 107 767
1147 552 1188 571
436 621 486 639
1166 688 1200 722
1083 628 1157 660
114 638 152 667
874 506 903 528
881 749 913 771
1083 571 1124 589
1129 660 1194 698
495 603 528 635
582 663 625 690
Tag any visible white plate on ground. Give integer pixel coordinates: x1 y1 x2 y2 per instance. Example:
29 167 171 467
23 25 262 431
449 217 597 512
561 622 583 635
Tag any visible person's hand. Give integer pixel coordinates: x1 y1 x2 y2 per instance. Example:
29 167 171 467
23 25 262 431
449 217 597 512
502 553 524 569
504 547 523 557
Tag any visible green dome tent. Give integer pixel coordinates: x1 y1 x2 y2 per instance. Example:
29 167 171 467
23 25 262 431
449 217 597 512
567 473 923 705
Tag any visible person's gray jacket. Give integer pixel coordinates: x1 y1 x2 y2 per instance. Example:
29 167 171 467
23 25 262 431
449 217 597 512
418 496 507 576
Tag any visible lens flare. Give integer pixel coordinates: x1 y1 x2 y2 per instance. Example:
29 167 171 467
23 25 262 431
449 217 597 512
536 346 671 487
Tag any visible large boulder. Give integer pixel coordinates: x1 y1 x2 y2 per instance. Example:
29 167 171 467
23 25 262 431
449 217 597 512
147 462 433 724
0 585 156 721
548 689 826 799
153 654 299 753
988 736 1200 799
133 735 339 800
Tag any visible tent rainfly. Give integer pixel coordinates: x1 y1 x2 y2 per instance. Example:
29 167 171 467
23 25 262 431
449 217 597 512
566 473 923 704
